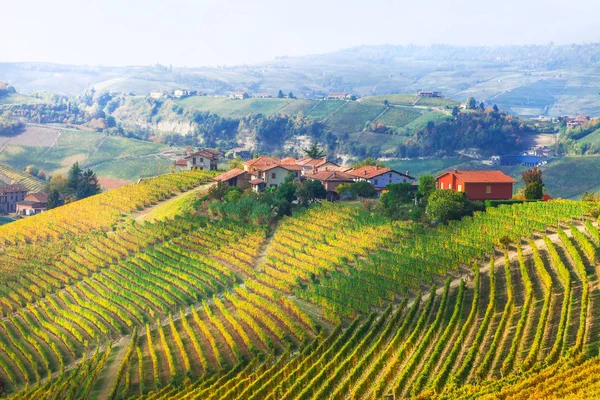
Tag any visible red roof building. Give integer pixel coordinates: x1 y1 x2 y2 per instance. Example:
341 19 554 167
213 168 250 189
436 170 516 201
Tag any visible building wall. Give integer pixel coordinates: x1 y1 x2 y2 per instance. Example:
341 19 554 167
464 182 513 201
0 191 28 213
360 172 414 190
187 156 216 170
259 167 296 188
436 174 463 191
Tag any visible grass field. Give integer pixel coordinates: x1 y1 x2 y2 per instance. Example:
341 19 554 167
325 102 386 133
386 158 465 177
176 96 313 118
92 156 174 180
375 107 422 129
0 215 14 225
305 100 346 120
360 94 419 106
578 127 600 147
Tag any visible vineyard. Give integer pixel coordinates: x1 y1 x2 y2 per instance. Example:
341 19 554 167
1 190 600 399
0 163 45 192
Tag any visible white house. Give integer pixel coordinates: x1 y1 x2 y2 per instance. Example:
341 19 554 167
175 149 221 171
149 90 165 99
349 166 415 193
243 156 301 191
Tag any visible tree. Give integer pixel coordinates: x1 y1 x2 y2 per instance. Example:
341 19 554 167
351 180 378 198
379 182 414 219
351 157 385 169
208 181 229 201
46 189 61 210
426 189 472 224
47 174 68 194
466 97 477 110
479 101 485 110
383 99 389 107
277 90 284 99
276 173 297 202
296 179 327 207
417 174 436 204
228 156 244 170
521 167 544 200
288 91 295 99
25 165 39 177
493 104 499 113
302 142 326 158
452 106 459 117
67 162 82 193
76 169 100 199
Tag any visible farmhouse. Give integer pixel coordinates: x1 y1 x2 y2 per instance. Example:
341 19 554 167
242 156 302 191
16 192 49 216
213 168 251 190
326 93 355 100
305 170 355 201
173 89 190 98
253 93 272 98
149 90 165 99
296 157 339 175
229 92 249 100
0 184 28 213
176 149 221 171
349 166 415 193
417 91 442 98
436 170 516 201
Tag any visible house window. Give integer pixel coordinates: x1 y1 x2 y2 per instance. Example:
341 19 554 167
448 183 452 190
271 172 276 179
458 184 462 192
486 185 492 194
200 157 204 162
374 179 378 185
192 158 196 165
440 182 444 189
294 172 298 177
389 173 392 178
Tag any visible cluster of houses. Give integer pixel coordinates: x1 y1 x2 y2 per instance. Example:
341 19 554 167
209 151 518 202
213 156 416 201
417 91 443 98
0 184 49 216
149 89 201 100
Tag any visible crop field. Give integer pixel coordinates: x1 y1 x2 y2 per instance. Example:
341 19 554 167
0 126 171 182
324 102 386 133
360 94 419 106
0 163 46 192
305 100 345 121
176 97 311 118
538 156 600 199
375 107 422 129
1 182 599 399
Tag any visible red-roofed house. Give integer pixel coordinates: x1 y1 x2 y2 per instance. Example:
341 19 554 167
213 168 250 190
16 192 49 215
179 149 220 171
349 166 415 192
305 170 355 201
0 184 28 213
243 156 301 191
296 157 339 175
436 169 516 200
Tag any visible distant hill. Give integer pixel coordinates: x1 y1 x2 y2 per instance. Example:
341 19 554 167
2 43 600 117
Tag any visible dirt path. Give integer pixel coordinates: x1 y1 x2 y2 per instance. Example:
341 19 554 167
95 335 133 400
134 181 215 222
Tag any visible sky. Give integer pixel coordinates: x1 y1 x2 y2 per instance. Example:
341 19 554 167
2 0 599 67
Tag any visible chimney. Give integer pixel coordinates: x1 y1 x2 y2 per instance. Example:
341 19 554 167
405 171 410 176
454 169 458 173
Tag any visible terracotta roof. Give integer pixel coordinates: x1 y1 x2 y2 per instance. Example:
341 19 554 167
438 170 517 184
297 157 335 168
244 156 280 167
213 168 246 182
349 166 414 180
245 156 302 172
26 192 48 202
279 157 298 165
175 158 188 166
305 171 355 182
317 165 353 173
250 178 265 185
0 184 28 194
185 150 217 160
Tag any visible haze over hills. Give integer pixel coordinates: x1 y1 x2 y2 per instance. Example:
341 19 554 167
3 42 600 117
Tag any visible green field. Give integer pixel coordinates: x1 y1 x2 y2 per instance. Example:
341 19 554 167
537 156 600 199
578 127 600 147
360 94 419 106
387 158 465 177
375 107 422 129
176 96 313 118
305 100 346 120
0 215 14 225
325 102 386 132
0 129 170 181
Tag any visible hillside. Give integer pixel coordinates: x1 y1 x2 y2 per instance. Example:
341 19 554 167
3 43 600 117
1 176 600 399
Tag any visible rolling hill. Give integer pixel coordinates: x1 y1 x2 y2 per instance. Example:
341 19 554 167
0 175 599 398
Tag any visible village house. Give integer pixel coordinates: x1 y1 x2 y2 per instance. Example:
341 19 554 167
229 92 249 100
173 89 190 98
565 115 591 128
253 93 272 98
296 157 339 175
16 192 49 216
149 90 165 99
175 149 221 171
242 156 302 191
305 170 355 201
417 91 442 98
0 184 28 213
436 170 516 201
213 168 251 190
349 166 416 194
326 93 355 100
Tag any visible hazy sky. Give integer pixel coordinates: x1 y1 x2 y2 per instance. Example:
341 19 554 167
2 0 599 67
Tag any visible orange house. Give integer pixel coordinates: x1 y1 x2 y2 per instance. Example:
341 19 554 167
436 170 516 201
